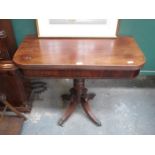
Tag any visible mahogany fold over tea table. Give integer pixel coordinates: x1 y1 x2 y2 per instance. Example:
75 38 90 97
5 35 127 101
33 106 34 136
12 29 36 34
13 36 145 126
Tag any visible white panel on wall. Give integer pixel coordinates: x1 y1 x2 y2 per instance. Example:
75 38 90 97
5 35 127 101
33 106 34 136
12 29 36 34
37 19 118 37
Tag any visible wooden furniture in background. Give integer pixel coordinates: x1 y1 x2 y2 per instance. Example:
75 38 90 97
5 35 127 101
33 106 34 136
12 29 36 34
0 19 17 59
0 61 31 112
0 116 25 135
0 93 27 120
13 36 145 126
0 20 31 113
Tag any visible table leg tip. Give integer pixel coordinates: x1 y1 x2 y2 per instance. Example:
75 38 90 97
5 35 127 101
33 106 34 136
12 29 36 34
58 119 64 127
96 121 102 126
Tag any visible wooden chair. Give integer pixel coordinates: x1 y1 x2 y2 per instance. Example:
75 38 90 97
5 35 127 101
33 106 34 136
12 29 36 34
0 93 26 135
0 93 26 120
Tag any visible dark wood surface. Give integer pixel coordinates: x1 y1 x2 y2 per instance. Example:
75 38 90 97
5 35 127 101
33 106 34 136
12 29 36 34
13 36 145 71
0 19 17 59
0 116 24 135
0 61 32 112
0 20 30 113
22 69 140 79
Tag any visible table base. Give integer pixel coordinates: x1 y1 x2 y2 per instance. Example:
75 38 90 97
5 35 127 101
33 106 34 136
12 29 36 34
58 79 101 126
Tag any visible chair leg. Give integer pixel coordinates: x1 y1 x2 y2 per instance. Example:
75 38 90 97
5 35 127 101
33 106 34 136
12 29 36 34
0 105 7 121
0 94 27 120
3 100 27 120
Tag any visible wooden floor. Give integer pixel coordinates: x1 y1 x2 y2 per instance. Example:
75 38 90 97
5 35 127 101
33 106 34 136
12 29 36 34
0 116 24 135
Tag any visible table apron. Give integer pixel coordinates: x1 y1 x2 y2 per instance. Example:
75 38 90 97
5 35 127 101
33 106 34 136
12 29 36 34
20 69 140 79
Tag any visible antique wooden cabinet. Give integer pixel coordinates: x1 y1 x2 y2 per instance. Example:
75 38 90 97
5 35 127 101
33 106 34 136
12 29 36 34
0 20 31 112
0 19 17 59
0 61 31 112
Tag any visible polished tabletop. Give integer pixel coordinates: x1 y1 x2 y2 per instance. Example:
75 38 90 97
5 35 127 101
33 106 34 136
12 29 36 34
13 36 145 70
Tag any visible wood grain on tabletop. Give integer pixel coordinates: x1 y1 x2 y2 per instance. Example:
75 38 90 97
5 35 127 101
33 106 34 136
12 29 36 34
13 36 145 70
